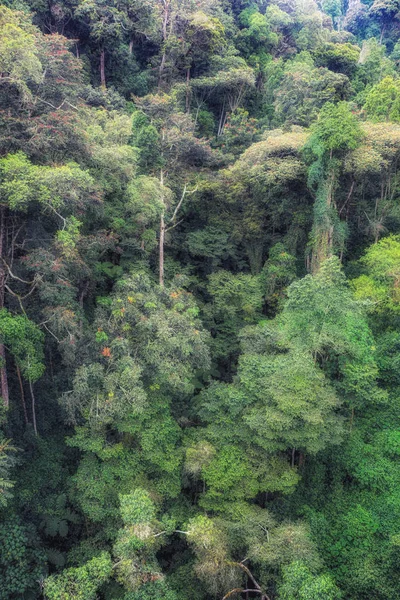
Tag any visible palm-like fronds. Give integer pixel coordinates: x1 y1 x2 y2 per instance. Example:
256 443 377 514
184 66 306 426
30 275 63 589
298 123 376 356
0 438 16 507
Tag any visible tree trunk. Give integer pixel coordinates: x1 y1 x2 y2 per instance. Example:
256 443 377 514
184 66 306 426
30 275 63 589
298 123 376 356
185 67 191 113
158 52 167 88
0 345 9 408
158 1 170 87
129 37 134 55
310 169 336 274
16 364 29 425
0 206 9 408
79 279 89 332
379 23 386 44
217 100 227 136
159 169 165 287
29 379 38 436
159 212 165 287
100 48 106 89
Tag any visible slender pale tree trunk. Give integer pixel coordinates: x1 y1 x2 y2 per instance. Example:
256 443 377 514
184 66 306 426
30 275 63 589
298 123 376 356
0 206 9 408
0 348 9 408
159 213 165 287
100 48 106 89
217 98 226 137
29 378 38 436
16 364 29 425
159 53 167 86
380 24 386 44
159 169 165 287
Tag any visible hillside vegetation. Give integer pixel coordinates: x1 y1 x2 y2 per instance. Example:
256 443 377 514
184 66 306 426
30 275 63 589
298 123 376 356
1 0 400 598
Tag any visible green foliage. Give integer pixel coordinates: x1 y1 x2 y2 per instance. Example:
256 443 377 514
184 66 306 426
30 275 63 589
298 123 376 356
131 111 161 171
274 63 351 127
44 552 112 599
186 226 235 262
280 257 382 406
65 359 147 425
321 0 342 19
236 7 278 56
314 43 360 76
260 243 297 312
305 104 363 270
196 110 215 136
0 308 44 382
0 517 46 600
207 270 263 323
186 515 234 595
240 349 343 453
2 2 400 600
0 152 99 213
122 581 178 600
112 487 178 593
0 5 42 100
306 102 363 160
203 269 263 374
119 489 156 526
190 261 375 508
0 438 16 507
278 561 342 600
217 108 258 156
354 39 394 98
364 76 400 122
352 235 400 313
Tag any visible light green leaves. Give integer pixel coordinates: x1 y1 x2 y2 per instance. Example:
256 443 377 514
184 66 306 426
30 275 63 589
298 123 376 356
242 350 342 454
0 309 45 383
306 102 363 161
364 76 400 122
44 552 112 600
120 488 156 527
0 152 99 213
64 358 147 426
0 7 42 101
352 235 400 313
279 561 342 600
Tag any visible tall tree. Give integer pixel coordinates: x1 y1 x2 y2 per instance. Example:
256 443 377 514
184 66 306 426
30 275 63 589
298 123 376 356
304 102 363 272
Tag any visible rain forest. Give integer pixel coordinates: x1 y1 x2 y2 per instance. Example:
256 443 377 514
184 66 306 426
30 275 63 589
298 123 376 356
1 0 400 597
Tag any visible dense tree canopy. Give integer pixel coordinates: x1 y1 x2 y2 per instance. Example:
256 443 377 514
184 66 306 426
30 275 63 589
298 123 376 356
1 0 400 599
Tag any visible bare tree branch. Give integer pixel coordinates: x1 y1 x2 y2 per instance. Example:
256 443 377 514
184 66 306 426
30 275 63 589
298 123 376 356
0 258 35 285
168 184 198 225
165 218 184 233
224 561 272 600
